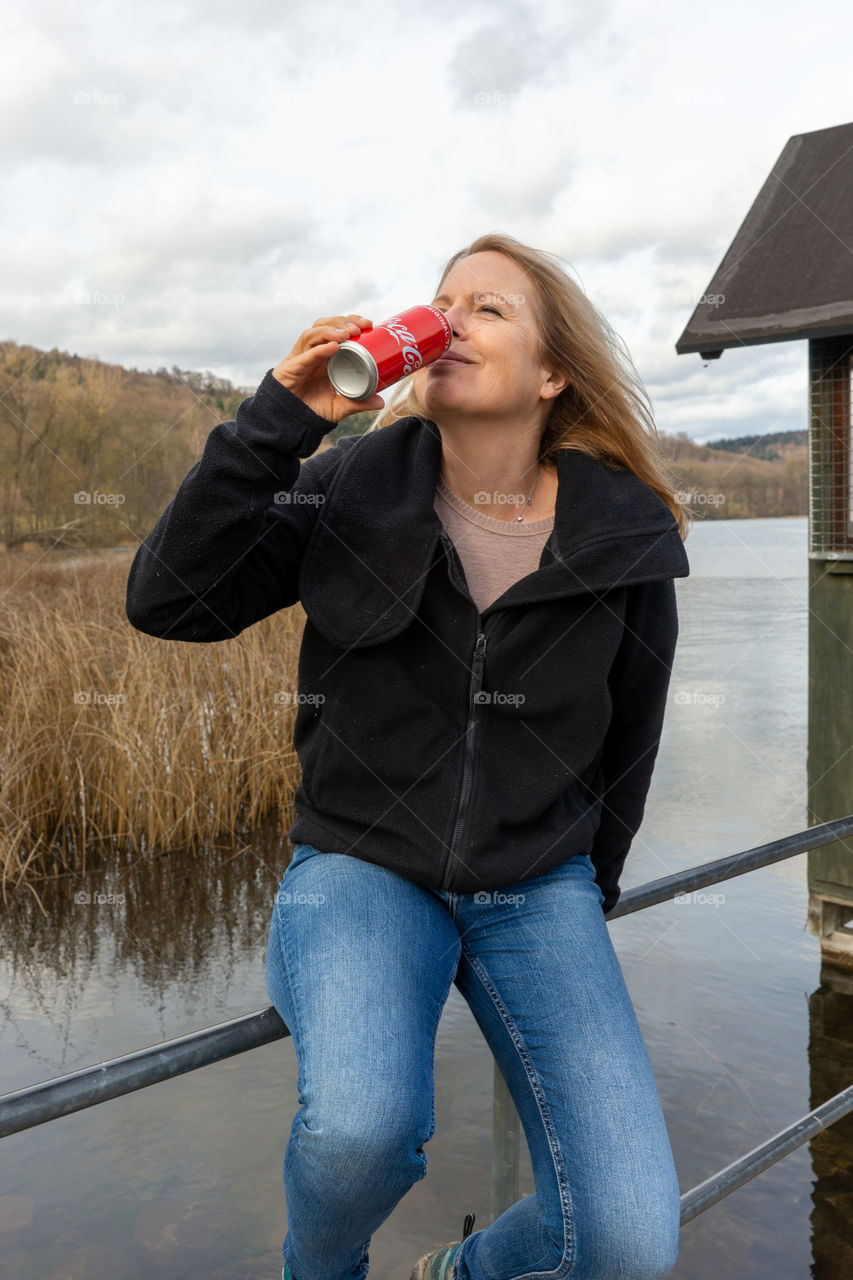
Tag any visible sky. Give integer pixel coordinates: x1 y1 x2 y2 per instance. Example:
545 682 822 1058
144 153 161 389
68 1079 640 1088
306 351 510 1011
1 0 851 444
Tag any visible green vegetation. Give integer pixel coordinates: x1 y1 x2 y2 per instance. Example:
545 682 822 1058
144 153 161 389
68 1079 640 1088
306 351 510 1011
704 429 809 462
329 410 379 440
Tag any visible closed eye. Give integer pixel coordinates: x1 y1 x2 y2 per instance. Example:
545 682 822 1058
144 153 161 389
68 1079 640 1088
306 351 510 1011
431 301 503 316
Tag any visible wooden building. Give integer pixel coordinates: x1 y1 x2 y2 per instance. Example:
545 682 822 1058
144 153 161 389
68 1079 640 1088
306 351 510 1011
676 120 853 968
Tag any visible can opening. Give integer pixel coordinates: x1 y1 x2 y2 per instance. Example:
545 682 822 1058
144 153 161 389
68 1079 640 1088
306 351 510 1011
327 345 376 400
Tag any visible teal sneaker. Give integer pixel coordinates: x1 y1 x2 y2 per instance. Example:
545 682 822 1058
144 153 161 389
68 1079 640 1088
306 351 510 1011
409 1214 476 1280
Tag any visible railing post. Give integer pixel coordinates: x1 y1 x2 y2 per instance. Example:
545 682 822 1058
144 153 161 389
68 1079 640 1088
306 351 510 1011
491 1059 521 1221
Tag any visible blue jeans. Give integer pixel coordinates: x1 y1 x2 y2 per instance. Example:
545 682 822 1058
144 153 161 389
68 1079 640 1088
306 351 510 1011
265 845 680 1280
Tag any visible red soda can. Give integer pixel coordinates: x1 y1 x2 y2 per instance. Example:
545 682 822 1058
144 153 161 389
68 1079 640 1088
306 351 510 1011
326 305 452 401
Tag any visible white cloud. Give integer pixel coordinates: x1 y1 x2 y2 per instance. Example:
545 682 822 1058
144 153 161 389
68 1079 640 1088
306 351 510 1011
1 0 850 439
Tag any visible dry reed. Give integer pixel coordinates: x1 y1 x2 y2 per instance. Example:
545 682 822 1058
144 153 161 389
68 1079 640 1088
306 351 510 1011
0 549 306 898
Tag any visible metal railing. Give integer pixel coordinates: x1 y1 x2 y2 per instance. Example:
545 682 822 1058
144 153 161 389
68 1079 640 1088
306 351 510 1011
3 814 853 1230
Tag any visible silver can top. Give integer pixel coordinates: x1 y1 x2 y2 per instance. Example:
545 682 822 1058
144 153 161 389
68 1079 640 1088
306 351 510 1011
326 341 379 400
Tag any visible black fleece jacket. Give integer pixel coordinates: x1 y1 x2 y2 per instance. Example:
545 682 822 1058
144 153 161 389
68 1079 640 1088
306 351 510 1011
125 370 690 914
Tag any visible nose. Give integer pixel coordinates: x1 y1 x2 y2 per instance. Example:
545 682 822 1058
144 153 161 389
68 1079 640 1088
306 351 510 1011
443 303 465 339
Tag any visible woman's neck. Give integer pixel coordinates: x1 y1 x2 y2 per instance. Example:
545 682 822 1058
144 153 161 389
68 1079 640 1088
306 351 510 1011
439 446 557 523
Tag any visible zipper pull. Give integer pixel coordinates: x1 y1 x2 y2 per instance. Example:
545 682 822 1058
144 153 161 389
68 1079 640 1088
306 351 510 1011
473 632 487 677
470 633 487 711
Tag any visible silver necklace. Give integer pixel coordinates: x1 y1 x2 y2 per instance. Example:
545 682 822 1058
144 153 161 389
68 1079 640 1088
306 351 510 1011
516 467 540 522
440 463 541 520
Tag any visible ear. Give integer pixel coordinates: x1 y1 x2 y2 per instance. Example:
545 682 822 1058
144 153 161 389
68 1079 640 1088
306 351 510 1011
540 367 570 401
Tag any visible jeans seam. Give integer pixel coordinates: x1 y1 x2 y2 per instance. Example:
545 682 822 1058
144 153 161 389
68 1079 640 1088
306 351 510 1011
274 882 307 1098
460 945 576 1280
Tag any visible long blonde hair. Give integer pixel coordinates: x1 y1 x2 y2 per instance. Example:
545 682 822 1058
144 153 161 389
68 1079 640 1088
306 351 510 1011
371 232 691 540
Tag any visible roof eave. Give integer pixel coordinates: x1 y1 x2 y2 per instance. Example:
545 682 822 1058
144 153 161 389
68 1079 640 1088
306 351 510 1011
676 310 853 357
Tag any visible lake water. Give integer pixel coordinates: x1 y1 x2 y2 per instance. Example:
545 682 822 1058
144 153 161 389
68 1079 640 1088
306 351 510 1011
2 516 852 1279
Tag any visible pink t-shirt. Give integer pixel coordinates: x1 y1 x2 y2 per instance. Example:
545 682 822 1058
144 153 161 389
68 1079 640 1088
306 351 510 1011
433 476 555 614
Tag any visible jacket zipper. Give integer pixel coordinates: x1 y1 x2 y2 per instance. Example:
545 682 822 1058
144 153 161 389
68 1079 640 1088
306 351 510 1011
442 630 488 890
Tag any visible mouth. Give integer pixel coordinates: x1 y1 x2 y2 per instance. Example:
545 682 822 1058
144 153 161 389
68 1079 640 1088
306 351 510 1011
432 351 474 366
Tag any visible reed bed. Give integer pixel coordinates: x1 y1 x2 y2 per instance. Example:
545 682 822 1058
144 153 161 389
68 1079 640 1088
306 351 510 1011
0 549 306 899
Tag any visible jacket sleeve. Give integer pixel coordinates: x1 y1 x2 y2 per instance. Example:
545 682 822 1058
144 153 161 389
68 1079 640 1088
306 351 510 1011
590 576 679 915
125 370 345 642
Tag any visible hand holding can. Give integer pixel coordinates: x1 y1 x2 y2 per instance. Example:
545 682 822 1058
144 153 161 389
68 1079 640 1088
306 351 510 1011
326 305 453 401
272 315 385 423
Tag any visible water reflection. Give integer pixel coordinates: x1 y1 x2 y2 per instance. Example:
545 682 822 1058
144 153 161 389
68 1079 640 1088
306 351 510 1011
808 972 853 1276
1 813 288 1081
2 517 853 1279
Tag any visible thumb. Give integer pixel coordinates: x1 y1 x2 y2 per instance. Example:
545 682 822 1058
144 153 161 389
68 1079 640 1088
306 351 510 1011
338 392 384 413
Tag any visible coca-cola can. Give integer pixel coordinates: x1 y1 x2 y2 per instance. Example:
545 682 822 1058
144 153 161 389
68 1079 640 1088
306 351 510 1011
326 305 453 401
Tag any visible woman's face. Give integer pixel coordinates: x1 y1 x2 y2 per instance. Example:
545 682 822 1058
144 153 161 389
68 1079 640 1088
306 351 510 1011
413 250 564 426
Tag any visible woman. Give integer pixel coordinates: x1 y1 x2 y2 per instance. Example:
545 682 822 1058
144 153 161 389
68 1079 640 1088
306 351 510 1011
126 233 691 1280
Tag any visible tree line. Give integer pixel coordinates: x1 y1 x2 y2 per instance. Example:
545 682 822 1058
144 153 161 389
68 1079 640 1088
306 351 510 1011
0 342 808 550
0 343 250 548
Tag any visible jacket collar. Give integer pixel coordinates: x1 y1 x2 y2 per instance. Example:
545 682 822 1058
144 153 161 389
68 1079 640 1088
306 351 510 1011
298 414 690 649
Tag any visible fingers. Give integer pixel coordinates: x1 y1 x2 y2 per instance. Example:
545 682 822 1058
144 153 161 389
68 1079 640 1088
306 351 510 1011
302 325 349 351
312 314 373 330
305 314 372 347
284 314 373 361
271 313 376 409
354 392 385 412
278 342 338 376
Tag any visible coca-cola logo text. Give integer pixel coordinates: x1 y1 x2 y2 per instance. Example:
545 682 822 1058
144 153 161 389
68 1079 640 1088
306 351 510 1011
384 317 424 374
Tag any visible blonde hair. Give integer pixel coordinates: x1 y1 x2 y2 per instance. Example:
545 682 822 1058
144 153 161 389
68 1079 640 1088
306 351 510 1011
371 232 691 540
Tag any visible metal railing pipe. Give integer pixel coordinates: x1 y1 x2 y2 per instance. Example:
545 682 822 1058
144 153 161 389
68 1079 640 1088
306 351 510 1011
606 813 853 920
679 1082 853 1222
2 816 851 1143
0 1007 288 1139
491 1061 521 1221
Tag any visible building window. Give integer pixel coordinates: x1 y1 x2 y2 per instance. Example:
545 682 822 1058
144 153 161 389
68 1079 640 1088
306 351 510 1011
809 338 853 558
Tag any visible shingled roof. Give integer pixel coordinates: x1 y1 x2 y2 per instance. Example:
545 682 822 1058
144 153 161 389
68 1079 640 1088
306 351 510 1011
676 120 853 359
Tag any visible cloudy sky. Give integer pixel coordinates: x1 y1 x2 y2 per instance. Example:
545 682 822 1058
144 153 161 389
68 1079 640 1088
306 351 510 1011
2 0 851 443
